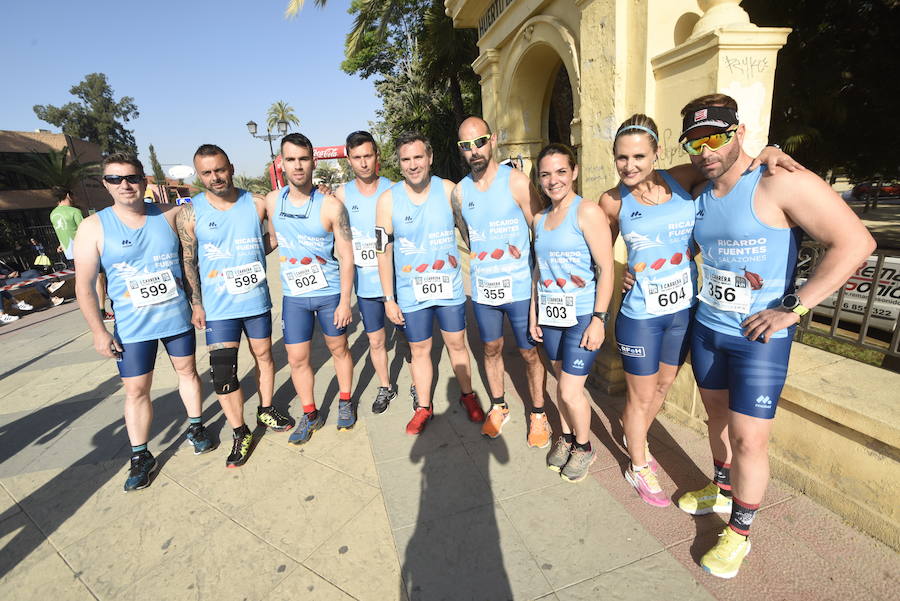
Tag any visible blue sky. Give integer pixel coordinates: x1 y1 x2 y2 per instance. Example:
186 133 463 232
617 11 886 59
0 0 380 177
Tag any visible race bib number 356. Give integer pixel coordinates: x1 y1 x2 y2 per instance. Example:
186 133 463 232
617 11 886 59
224 261 266 295
699 264 751 313
538 292 577 327
127 269 178 308
413 273 453 303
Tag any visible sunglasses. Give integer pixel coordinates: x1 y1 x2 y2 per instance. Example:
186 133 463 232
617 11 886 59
681 129 737 155
103 174 144 185
457 135 490 151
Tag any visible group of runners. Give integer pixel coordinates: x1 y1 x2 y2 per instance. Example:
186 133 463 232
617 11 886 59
72 92 874 579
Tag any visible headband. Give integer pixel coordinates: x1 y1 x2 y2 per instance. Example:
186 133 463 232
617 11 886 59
616 125 659 143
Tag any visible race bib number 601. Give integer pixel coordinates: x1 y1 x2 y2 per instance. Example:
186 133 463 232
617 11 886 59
413 273 453 303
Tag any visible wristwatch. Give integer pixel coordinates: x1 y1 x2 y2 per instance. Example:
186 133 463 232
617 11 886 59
384 295 396 303
780 293 809 316
592 311 609 323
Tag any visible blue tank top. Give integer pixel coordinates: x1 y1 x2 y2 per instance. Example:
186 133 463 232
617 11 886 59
533 196 596 316
694 166 801 338
192 190 272 320
345 176 394 299
618 170 698 319
98 204 191 343
459 164 533 304
392 176 465 313
272 187 341 298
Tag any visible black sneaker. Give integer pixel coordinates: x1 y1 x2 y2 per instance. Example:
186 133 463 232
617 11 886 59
257 406 295 432
372 386 397 414
124 451 157 491
226 430 253 468
185 424 217 454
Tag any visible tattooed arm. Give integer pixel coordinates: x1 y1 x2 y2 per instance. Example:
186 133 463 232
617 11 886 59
329 195 355 328
176 203 206 329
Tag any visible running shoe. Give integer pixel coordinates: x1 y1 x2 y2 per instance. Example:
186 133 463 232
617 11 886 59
226 429 253 467
288 412 323 445
625 464 671 507
527 413 552 449
481 405 510 438
0 313 19 324
561 447 597 483
51 296 64 306
406 405 433 435
124 451 157 491
622 434 659 472
257 406 295 432
15 300 33 311
677 482 733 515
459 392 485 422
546 436 573 472
185 424 216 455
337 400 356 431
371 386 396 414
48 281 65 294
700 527 751 579
103 311 115 323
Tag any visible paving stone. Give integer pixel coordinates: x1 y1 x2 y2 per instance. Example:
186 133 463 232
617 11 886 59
462 434 563 500
264 565 358 601
288 418 380 488
367 408 462 464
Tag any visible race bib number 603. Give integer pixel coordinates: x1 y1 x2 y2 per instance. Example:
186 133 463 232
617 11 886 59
538 292 577 327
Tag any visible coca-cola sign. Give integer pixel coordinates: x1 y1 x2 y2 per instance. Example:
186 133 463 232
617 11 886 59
314 146 346 160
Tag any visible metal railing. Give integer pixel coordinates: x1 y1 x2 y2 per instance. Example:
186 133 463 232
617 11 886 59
795 242 900 358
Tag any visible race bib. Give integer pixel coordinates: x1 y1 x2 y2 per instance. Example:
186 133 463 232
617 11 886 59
284 263 328 295
126 269 178 308
412 273 453 303
640 267 692 315
476 276 512 307
538 292 577 327
223 261 266 295
698 264 751 313
353 238 378 268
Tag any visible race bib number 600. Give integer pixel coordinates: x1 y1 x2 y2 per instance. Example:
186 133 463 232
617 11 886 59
538 292 577 327
127 269 178 308
353 238 378 268
698 264 751 313
224 261 266 295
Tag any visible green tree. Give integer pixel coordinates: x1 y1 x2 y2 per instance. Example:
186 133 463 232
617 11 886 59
314 163 342 186
0 146 99 196
147 144 172 202
33 73 139 155
234 173 273 195
743 0 900 180
267 100 301 131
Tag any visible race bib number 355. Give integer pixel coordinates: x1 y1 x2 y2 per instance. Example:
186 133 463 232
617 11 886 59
699 264 751 313
224 261 266 295
640 267 692 315
127 269 179 308
476 276 512 306
284 263 328 296
538 292 577 327
413 273 453 303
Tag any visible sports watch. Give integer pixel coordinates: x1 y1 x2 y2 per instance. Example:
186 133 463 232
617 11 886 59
592 311 610 323
780 293 809 316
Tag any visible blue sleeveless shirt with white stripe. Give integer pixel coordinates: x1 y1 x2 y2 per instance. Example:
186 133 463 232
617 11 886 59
99 204 191 343
345 176 394 299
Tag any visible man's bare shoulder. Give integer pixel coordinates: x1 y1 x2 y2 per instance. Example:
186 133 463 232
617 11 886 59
758 165 830 196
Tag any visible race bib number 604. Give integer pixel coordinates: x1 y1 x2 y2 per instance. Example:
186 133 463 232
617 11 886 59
640 267 692 315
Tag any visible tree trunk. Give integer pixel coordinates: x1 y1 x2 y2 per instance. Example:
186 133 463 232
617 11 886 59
448 75 465 127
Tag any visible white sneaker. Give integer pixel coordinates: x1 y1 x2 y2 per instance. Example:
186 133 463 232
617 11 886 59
51 296 65 306
48 281 65 293
1 312 19 324
15 300 33 311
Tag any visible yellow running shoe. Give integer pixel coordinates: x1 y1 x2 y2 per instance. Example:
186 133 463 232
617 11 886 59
527 413 552 449
481 405 510 438
677 482 732 515
701 527 751 579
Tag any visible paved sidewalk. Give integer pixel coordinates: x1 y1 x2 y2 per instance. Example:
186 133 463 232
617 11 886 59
0 261 896 600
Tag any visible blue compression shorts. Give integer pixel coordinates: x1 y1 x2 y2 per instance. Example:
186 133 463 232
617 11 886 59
116 328 196 378
282 293 346 344
540 314 600 376
690 321 794 419
472 299 536 350
358 296 386 333
400 302 466 343
615 308 692 376
205 311 272 345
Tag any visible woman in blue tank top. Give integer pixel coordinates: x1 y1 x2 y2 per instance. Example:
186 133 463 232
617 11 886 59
599 114 699 507
530 143 614 483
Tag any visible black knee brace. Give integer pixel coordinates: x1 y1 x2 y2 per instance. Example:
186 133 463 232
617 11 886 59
209 347 239 394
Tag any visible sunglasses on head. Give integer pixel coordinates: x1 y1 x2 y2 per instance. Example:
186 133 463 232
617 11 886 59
681 129 737 156
103 174 143 185
457 135 490 151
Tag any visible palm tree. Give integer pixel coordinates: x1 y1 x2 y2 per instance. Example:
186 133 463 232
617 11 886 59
0 146 99 196
267 100 300 132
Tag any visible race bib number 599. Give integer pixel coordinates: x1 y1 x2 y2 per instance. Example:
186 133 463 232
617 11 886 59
126 269 178 308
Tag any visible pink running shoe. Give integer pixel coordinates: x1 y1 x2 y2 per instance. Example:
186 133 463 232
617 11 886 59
625 464 671 507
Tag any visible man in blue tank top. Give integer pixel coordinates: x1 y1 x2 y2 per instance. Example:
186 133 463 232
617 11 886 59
177 145 292 469
375 132 483 436
675 94 876 578
74 154 214 492
264 133 356 442
453 117 550 447
333 131 401 415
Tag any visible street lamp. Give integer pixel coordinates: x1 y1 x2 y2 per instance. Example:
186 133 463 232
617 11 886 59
246 119 289 163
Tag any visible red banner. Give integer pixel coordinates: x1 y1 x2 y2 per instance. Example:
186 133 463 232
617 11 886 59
314 146 346 160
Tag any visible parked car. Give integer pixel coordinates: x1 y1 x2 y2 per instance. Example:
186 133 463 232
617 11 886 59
852 181 900 200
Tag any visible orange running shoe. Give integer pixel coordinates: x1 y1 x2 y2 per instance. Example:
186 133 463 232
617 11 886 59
459 392 485 422
406 405 433 435
527 412 552 449
481 405 510 438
